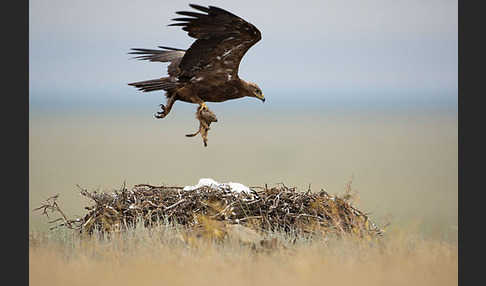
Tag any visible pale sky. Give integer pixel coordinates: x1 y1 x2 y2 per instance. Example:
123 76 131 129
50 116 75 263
29 0 457 106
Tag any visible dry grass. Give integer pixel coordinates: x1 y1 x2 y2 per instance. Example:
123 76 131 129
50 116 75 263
29 221 457 286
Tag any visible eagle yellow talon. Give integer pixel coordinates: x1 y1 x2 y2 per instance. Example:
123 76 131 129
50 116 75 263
198 102 208 112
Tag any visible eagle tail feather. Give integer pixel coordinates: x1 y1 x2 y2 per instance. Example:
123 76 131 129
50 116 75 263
128 77 178 92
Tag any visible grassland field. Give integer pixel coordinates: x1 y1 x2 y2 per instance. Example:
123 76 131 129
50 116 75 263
29 105 457 285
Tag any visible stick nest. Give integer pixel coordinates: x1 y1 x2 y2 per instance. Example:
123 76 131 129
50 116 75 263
35 183 384 239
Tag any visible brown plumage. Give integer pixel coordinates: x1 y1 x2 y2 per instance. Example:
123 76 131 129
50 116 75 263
128 4 264 146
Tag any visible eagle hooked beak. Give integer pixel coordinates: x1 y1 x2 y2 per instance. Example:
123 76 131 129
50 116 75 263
257 93 265 103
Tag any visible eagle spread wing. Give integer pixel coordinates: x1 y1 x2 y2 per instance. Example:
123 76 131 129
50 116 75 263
170 4 262 82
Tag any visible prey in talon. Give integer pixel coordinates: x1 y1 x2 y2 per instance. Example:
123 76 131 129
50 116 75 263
128 4 265 145
186 106 218 147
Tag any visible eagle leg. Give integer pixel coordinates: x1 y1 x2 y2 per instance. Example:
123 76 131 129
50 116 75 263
154 95 176 119
198 102 208 111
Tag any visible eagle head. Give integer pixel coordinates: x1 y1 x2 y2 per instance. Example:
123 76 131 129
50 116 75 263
247 81 265 103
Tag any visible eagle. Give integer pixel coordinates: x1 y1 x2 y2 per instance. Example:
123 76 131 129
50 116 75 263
128 4 264 146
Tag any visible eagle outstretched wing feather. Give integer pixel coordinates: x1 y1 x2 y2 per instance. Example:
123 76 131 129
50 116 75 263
128 46 186 77
169 4 261 82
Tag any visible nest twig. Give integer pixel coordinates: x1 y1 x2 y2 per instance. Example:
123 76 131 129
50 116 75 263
33 194 74 230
